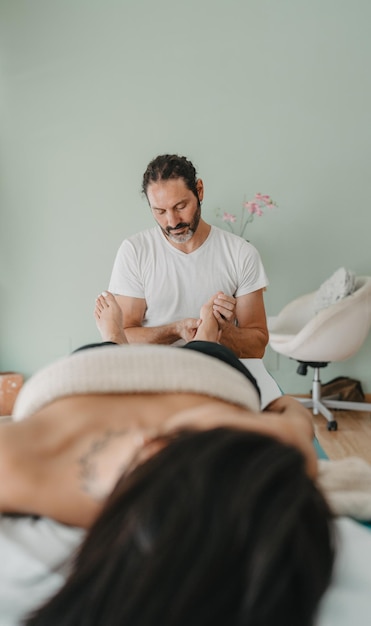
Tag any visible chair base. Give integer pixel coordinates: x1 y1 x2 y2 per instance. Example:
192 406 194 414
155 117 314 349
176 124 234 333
293 364 371 431
294 397 339 431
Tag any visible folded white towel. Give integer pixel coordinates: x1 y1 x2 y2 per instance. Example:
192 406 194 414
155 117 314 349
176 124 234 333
13 344 261 420
318 456 371 521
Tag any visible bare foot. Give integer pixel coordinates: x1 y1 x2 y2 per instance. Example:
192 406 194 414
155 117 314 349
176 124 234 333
194 295 221 342
94 291 128 344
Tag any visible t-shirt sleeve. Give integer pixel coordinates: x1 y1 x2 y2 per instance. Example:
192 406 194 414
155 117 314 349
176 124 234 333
235 242 269 297
108 240 145 298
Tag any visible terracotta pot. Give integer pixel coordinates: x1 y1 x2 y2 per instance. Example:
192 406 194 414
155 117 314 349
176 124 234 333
0 372 24 416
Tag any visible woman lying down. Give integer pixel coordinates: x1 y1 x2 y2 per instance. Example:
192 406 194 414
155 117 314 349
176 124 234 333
0 294 368 626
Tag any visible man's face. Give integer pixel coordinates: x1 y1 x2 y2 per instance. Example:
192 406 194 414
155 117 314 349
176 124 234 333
146 178 203 244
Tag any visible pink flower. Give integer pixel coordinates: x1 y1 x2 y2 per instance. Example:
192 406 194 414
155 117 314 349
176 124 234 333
216 192 277 238
255 193 273 206
222 212 237 223
244 201 260 214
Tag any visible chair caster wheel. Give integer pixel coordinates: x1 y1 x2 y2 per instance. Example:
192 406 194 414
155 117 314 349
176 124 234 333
327 420 338 431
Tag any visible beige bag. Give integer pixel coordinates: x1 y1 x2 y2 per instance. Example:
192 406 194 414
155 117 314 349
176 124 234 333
0 372 24 415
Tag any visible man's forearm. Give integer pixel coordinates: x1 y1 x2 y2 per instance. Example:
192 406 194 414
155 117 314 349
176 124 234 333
220 325 269 359
123 322 182 345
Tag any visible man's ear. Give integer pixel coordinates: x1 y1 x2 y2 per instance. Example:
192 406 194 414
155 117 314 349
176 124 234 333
196 178 204 202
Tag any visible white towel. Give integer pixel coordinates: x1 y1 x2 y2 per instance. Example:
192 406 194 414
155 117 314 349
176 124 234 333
318 456 371 521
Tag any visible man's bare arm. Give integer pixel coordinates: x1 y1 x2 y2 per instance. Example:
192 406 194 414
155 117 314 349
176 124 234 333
212 290 269 358
116 295 200 344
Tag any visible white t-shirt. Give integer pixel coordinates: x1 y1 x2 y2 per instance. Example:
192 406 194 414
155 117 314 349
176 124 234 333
109 225 268 331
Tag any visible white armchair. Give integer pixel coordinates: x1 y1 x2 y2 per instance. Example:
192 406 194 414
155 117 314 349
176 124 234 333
268 275 371 431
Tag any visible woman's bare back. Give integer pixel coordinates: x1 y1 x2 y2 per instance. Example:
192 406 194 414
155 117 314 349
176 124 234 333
0 392 232 527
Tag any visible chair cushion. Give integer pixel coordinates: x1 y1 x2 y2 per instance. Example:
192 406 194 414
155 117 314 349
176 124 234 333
314 267 356 313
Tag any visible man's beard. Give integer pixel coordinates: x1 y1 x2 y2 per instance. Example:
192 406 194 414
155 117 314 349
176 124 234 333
162 204 201 244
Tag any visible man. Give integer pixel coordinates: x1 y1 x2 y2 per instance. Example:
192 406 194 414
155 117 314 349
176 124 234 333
99 154 269 358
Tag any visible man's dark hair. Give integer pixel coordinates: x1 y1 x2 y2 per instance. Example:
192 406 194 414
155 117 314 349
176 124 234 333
142 154 199 198
26 428 335 626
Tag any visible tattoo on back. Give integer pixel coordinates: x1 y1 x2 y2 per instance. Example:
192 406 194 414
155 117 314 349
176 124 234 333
78 429 130 501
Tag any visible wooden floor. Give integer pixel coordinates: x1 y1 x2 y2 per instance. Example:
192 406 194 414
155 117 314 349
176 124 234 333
311 406 371 464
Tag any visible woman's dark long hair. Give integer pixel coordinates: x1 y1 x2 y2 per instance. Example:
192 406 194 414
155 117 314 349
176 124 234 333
25 428 335 626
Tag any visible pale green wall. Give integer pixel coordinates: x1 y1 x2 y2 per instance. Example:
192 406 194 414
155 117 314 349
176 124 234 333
1 0 371 393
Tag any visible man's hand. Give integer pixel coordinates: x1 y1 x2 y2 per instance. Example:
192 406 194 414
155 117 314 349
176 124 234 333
212 292 236 326
209 289 269 358
177 318 201 342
